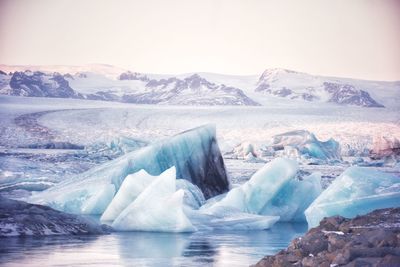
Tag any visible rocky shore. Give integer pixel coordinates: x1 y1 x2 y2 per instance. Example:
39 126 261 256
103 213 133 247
252 208 400 267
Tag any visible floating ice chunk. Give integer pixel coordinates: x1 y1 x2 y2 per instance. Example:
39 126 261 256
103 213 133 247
176 179 205 209
305 167 400 228
30 124 229 213
203 207 279 230
101 170 155 221
81 184 115 215
233 142 257 158
112 167 195 232
269 130 341 162
260 172 322 221
205 158 299 214
185 206 279 231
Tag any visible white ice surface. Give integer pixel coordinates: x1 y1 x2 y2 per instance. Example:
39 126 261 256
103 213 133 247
112 167 196 232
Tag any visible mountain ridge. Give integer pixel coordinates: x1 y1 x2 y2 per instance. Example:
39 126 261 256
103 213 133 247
0 64 398 108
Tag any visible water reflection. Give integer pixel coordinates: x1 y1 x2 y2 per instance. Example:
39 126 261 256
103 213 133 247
0 222 307 267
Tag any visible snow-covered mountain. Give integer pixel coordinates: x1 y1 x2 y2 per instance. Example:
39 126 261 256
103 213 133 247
0 65 398 108
0 71 83 99
118 73 260 105
0 69 259 106
254 69 387 107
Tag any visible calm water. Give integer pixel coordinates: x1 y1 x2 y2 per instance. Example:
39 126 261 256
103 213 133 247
0 223 306 267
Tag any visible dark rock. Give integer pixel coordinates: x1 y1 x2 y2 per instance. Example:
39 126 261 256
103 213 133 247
327 233 348 252
301 255 330 267
319 215 347 231
377 254 400 266
252 208 400 267
0 196 111 237
344 257 382 267
297 231 329 256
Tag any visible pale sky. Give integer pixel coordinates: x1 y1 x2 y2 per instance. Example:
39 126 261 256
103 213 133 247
0 0 399 80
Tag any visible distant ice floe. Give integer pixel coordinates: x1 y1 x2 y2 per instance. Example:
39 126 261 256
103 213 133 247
267 130 341 164
305 166 400 228
226 130 342 165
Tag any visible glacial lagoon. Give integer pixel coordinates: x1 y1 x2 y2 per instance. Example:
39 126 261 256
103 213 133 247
0 222 307 267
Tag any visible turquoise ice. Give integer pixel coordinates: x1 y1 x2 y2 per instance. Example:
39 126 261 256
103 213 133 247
305 166 400 228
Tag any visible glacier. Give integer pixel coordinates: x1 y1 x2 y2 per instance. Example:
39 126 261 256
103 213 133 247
269 130 341 163
202 158 322 222
305 166 400 228
112 167 196 232
29 124 229 214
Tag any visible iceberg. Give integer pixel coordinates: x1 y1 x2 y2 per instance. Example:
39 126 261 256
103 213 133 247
205 158 298 214
112 167 195 232
269 130 341 163
176 179 205 209
233 142 257 158
259 172 322 221
101 170 155 221
30 124 229 214
305 167 400 228
203 158 320 222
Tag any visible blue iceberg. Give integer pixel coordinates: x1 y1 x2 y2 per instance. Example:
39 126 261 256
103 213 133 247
260 172 322 221
30 124 229 214
202 158 322 222
305 166 400 228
